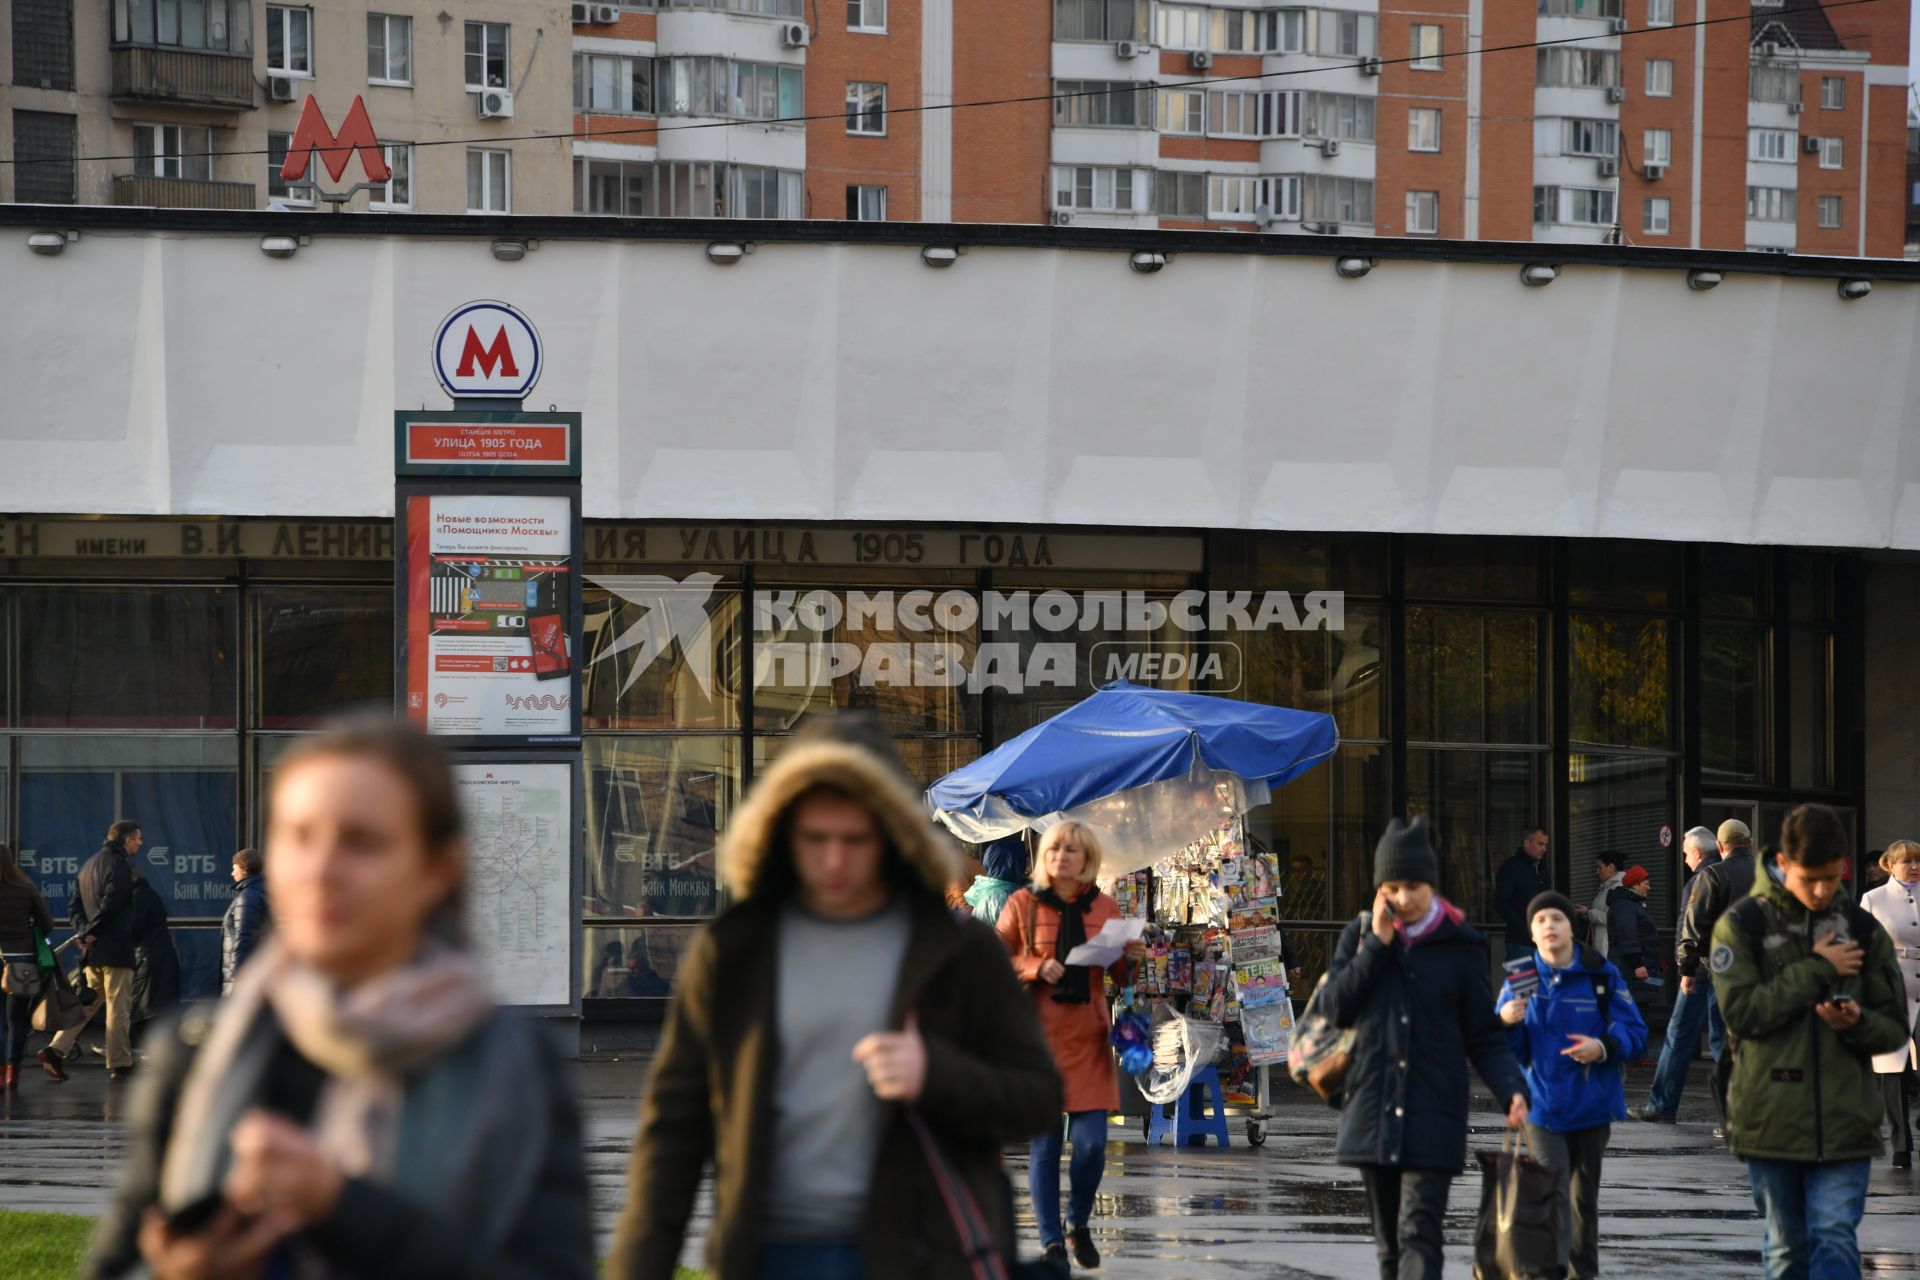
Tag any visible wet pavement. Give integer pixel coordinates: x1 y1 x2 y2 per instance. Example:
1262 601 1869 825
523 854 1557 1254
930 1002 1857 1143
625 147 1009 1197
5 1050 1916 1277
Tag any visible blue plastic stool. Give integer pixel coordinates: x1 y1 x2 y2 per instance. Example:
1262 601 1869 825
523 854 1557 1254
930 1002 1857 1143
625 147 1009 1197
1146 1064 1232 1148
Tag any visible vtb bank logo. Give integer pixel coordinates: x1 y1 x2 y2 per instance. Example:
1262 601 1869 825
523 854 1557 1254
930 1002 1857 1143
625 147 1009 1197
432 300 543 399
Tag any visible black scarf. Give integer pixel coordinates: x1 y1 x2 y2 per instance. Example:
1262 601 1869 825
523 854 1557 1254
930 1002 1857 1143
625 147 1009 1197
1034 884 1101 1005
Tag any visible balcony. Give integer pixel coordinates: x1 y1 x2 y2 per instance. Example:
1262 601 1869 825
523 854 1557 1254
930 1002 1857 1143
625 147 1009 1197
111 46 256 111
112 175 258 209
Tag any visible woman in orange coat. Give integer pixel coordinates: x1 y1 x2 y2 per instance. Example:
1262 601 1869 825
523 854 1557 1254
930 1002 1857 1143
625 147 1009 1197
996 821 1145 1276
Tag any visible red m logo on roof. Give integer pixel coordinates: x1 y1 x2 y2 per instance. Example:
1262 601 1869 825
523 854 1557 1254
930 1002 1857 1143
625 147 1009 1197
279 95 391 184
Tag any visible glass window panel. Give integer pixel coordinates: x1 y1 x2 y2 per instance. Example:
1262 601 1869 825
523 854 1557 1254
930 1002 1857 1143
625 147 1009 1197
1567 752 1677 925
1701 546 1770 617
584 736 738 920
18 587 237 729
1245 532 1388 596
585 923 699 997
19 735 239 925
753 589 981 735
1404 536 1547 601
1246 741 1386 928
582 581 741 730
253 588 393 728
1700 623 1769 786
1240 603 1385 741
1407 749 1547 927
1568 539 1680 609
756 734 979 793
1788 553 1833 625
1789 626 1831 789
1405 607 1544 746
1571 613 1673 750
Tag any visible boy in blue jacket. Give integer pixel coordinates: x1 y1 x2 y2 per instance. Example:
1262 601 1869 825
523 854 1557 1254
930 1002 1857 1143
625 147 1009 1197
1497 891 1648 1280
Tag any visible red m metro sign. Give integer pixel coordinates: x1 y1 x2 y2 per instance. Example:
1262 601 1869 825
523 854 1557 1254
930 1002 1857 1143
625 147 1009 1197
278 96 391 185
433 301 543 400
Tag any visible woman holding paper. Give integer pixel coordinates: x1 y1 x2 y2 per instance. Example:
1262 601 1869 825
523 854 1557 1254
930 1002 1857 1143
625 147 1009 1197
997 821 1147 1275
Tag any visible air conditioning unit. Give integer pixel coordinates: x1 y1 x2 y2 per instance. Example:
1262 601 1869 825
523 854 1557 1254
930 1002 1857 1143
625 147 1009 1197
570 2 590 20
1605 86 1627 104
1802 135 1821 154
268 75 298 103
1051 210 1073 226
1189 50 1214 70
479 89 515 119
1312 138 1341 156
1786 101 1803 115
781 22 810 47
1597 157 1619 177
1609 17 1628 33
1359 57 1383 76
589 3 619 22
1758 41 1780 58
1644 164 1665 180
1115 39 1143 59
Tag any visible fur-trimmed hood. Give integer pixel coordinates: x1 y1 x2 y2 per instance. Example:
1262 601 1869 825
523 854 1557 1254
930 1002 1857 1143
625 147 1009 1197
720 739 962 900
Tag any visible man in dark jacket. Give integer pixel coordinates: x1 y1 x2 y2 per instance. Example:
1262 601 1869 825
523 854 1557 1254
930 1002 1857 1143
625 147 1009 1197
1321 816 1530 1280
49 821 141 1079
609 716 1063 1280
1493 826 1552 961
1637 826 1726 1121
222 847 271 994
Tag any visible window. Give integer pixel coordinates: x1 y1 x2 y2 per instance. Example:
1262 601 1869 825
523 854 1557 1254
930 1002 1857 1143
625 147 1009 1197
1818 136 1842 168
1817 194 1841 228
468 147 510 212
1749 64 1797 104
113 0 253 51
575 53 655 113
1643 195 1670 234
1537 0 1621 14
1643 128 1671 167
1405 189 1438 234
133 122 213 180
1534 185 1615 225
660 58 803 121
1410 22 1442 69
1561 118 1618 158
846 184 886 220
575 157 656 214
1317 10 1377 58
1645 59 1673 96
1302 93 1375 143
1648 0 1672 24
1209 90 1296 138
616 161 801 217
1054 81 1151 128
1156 3 1207 49
265 131 314 204
1158 88 1205 135
1154 170 1205 218
370 144 412 210
1408 107 1441 152
13 0 74 90
1263 8 1306 52
19 587 238 728
367 14 411 84
465 21 509 90
848 0 885 31
1820 76 1844 109
254 589 394 727
1302 175 1373 225
1053 0 1147 42
11 110 76 204
266 5 312 74
846 82 886 135
1749 128 1792 162
1208 175 1261 219
1746 185 1793 222
1536 48 1619 89
1052 165 1146 213
1210 8 1268 52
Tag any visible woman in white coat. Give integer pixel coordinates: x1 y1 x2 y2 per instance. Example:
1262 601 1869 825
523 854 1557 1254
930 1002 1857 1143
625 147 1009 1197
1862 840 1920 1169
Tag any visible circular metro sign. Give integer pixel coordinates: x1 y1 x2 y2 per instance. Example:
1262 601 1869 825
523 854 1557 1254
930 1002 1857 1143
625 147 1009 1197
1659 823 1673 849
432 300 541 400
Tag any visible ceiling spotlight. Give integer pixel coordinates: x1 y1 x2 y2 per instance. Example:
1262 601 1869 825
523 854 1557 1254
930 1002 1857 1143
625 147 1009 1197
1335 256 1373 280
27 230 71 256
259 235 301 260
1129 251 1167 275
1837 278 1871 301
1519 263 1559 288
491 239 528 262
1686 269 1722 292
706 241 748 265
920 245 960 268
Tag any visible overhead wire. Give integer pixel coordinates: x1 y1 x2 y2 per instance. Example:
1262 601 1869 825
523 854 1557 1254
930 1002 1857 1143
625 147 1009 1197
0 0 1889 170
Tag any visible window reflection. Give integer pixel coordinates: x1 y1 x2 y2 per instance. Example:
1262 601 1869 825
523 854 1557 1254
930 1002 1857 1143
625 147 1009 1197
1571 614 1673 750
1407 749 1546 925
584 737 738 920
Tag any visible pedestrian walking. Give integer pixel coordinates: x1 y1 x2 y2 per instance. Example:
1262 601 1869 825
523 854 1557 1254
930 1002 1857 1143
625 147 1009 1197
48 821 141 1080
1497 892 1648 1280
963 834 1029 928
0 842 58 1091
1636 825 1732 1124
1320 817 1530 1280
608 713 1062 1280
221 848 271 995
128 873 181 1046
1494 826 1552 962
997 821 1148 1275
1606 866 1664 1017
1582 852 1625 957
1713 803 1909 1280
86 720 593 1280
1860 840 1920 1169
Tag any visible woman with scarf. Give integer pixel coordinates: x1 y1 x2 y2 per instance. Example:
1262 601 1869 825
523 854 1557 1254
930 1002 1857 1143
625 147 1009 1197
87 721 592 1280
997 822 1146 1275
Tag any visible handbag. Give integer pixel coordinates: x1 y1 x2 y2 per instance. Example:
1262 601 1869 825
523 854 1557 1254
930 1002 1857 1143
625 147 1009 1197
1 960 45 998
1472 1128 1562 1280
31 962 93 1034
1288 966 1358 1105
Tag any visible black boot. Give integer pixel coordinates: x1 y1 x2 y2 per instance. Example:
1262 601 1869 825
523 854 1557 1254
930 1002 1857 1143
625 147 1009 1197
1069 1227 1100 1270
1043 1242 1070 1277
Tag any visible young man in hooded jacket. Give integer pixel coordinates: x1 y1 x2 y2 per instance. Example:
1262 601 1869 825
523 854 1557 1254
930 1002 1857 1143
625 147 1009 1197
1320 817 1530 1280
609 716 1063 1280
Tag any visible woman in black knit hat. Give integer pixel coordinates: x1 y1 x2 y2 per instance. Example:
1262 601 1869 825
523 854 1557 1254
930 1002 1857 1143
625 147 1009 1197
1318 817 1531 1280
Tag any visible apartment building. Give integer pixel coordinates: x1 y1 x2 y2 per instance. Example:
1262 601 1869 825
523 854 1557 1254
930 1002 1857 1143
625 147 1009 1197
0 0 572 212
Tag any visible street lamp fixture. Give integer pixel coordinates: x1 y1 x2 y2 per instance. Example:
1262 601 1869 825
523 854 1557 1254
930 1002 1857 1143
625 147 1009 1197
259 235 301 260
921 246 960 268
1129 251 1167 275
1335 257 1373 279
706 242 748 265
26 230 71 256
1837 279 1871 301
1686 270 1722 292
1520 263 1559 288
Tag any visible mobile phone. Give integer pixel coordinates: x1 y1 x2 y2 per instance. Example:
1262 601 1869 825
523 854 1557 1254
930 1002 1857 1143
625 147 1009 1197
162 1191 225 1235
1830 993 1857 1007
